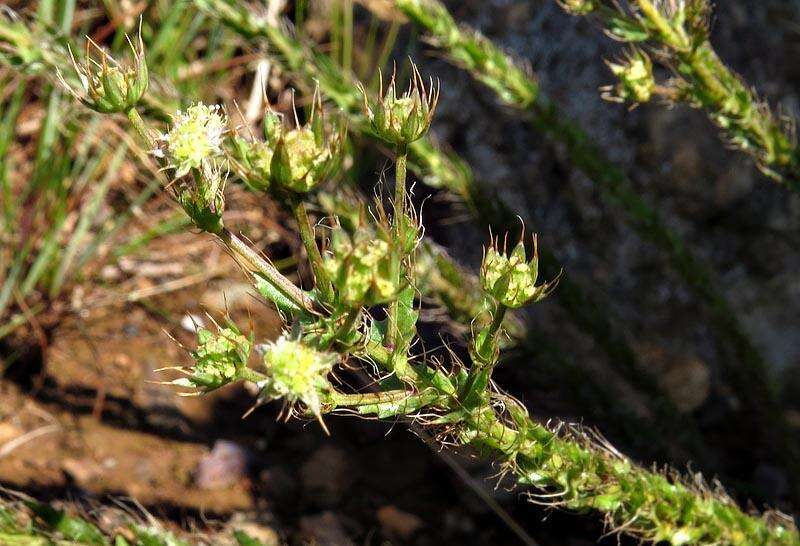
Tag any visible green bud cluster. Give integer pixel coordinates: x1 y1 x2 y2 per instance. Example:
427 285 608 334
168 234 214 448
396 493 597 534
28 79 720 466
273 125 339 193
324 229 400 307
64 35 148 113
171 323 252 393
360 63 439 147
232 98 344 195
480 234 559 309
604 49 655 104
229 137 274 192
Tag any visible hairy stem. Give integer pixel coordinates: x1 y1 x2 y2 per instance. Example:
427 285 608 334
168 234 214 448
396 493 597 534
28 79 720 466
126 107 156 149
218 227 315 313
288 194 334 303
387 144 408 349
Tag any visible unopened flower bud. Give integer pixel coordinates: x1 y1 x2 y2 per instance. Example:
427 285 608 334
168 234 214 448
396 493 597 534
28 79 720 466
160 103 227 177
63 34 148 113
273 127 337 193
359 62 439 147
262 110 282 144
604 50 655 105
480 234 560 308
260 336 337 418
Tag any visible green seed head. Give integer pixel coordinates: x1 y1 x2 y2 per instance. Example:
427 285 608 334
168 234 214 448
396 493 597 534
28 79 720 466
66 34 148 113
605 49 655 105
162 103 227 177
360 62 439 147
480 233 560 308
271 94 344 194
273 127 336 193
325 231 399 307
261 336 337 417
171 324 252 393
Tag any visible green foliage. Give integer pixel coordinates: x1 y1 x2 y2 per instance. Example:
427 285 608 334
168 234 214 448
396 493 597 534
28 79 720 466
0 497 248 546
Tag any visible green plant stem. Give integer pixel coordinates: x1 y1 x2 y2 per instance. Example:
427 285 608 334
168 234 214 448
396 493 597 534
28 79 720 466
126 107 155 149
238 366 268 384
462 408 800 546
330 307 361 346
328 388 410 407
487 303 506 342
387 144 409 349
393 144 408 230
218 227 315 313
288 194 334 303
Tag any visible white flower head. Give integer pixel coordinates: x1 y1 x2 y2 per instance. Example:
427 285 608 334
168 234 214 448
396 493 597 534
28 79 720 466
161 103 227 176
260 335 336 421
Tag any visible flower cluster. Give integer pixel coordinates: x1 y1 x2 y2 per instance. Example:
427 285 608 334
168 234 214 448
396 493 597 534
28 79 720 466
324 230 400 307
480 234 560 308
604 49 656 105
160 103 227 176
232 96 344 195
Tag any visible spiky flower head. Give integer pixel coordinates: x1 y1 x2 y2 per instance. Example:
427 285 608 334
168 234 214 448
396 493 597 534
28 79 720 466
62 33 148 113
168 323 252 394
160 103 227 177
604 49 655 105
324 229 400 307
480 233 560 308
271 92 345 194
260 335 337 420
359 62 439 147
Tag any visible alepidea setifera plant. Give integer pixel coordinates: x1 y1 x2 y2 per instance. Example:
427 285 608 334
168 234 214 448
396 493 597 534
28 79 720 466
57 33 800 545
